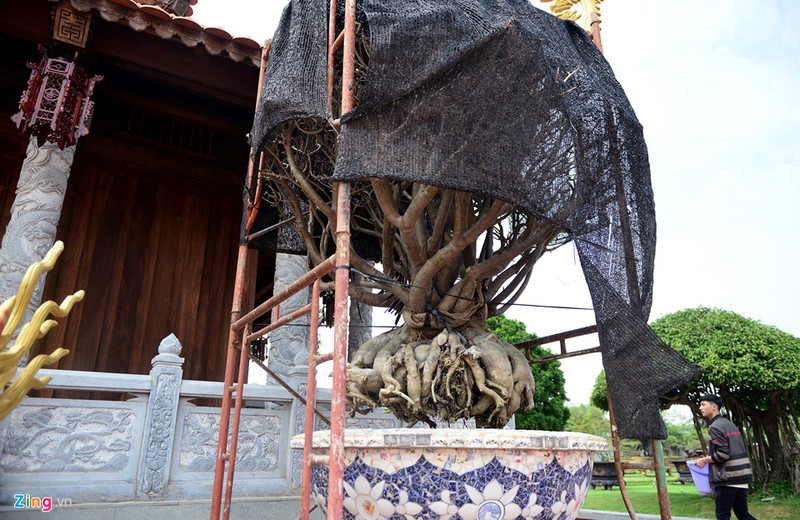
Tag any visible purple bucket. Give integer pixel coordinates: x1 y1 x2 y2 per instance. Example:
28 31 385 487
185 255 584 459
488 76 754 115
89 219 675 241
686 460 713 495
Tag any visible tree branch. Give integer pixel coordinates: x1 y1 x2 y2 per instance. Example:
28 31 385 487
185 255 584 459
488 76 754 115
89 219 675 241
349 253 410 305
381 214 394 277
371 179 400 225
486 249 538 302
470 223 559 282
428 190 453 252
275 178 325 266
492 268 533 315
348 285 394 308
398 185 436 276
282 131 337 223
409 199 507 314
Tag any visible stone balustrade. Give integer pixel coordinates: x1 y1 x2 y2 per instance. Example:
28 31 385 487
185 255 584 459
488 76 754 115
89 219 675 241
0 334 400 505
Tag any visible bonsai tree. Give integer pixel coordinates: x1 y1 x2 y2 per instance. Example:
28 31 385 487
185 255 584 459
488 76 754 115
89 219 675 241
262 115 566 427
253 1 678 434
258 21 569 426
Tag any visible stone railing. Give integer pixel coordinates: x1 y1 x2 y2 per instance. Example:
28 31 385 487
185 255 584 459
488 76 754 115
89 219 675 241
0 334 400 505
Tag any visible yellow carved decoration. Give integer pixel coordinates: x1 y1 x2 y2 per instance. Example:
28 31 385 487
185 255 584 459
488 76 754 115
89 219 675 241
0 241 84 420
543 0 603 32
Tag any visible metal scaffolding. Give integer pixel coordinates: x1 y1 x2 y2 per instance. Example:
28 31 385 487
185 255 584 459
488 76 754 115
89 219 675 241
209 1 356 518
209 2 674 519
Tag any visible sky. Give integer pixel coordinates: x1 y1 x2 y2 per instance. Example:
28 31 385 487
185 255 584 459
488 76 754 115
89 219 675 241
193 1 800 405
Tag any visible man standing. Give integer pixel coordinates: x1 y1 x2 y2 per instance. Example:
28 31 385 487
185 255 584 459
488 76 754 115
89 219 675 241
695 393 757 520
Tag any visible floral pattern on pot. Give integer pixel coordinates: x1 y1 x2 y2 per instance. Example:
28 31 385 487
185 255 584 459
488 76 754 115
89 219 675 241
311 454 593 520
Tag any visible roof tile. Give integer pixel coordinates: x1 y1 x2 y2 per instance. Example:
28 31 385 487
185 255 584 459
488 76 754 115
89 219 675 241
70 0 262 66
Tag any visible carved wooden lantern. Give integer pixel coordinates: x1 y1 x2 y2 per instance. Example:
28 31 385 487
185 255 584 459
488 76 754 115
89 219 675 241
11 48 101 150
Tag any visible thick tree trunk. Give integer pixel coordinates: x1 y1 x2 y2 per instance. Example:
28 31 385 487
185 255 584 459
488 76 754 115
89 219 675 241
763 419 786 482
347 324 535 428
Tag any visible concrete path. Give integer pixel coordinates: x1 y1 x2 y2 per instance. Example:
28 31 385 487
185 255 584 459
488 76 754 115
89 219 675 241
0 497 318 520
0 499 709 520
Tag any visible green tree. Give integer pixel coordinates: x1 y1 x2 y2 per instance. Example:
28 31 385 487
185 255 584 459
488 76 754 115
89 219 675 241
565 404 612 460
663 414 703 457
486 316 570 431
566 404 609 438
649 307 800 490
589 371 608 411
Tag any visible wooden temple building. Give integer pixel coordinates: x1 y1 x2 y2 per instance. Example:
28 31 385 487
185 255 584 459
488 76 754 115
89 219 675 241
0 2 386 508
0 0 266 383
0 0 363 507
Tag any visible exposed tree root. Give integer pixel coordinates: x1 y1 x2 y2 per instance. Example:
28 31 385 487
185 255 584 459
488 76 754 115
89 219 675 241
346 324 535 428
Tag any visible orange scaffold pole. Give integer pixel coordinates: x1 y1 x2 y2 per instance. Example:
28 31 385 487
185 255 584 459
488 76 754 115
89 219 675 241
210 43 269 520
298 0 356 517
326 0 356 517
212 1 356 517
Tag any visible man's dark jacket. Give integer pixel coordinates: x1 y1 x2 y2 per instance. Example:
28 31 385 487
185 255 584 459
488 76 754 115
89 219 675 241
707 415 754 487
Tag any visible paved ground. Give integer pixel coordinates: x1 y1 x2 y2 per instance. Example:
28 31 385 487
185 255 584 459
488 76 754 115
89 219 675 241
0 498 708 520
0 497 317 520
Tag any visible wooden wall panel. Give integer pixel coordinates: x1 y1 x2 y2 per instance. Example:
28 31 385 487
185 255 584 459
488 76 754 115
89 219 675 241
195 195 242 382
113 180 159 375
75 169 122 373
38 148 242 384
127 185 167 376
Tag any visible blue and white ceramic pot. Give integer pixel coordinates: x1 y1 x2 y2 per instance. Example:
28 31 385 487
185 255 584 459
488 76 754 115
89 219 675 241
291 428 607 520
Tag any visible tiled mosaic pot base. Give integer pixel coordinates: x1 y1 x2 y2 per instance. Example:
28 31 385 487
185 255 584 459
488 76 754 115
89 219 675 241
291 428 607 520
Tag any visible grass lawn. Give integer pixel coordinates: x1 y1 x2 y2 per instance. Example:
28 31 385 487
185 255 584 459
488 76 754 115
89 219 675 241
583 474 800 519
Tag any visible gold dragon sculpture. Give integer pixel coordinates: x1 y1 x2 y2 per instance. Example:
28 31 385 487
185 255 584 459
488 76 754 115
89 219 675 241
543 0 603 32
0 241 84 420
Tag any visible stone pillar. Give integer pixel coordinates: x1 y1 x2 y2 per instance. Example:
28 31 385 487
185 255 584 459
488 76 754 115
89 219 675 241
270 255 377 486
267 253 311 385
347 268 374 360
137 334 184 497
288 368 309 489
269 253 311 490
0 137 74 331
3 48 99 361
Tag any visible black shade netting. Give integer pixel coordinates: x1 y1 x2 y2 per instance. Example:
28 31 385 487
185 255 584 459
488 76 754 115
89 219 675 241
252 0 701 440
251 0 330 139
